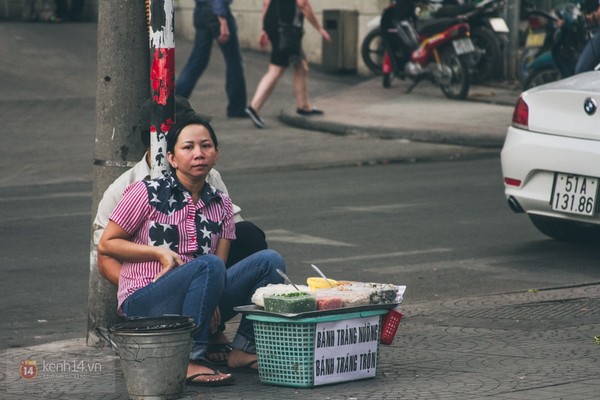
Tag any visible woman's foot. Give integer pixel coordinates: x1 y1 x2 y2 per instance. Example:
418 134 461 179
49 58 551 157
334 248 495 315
227 349 259 370
186 361 233 386
206 330 232 365
245 106 265 128
296 107 324 116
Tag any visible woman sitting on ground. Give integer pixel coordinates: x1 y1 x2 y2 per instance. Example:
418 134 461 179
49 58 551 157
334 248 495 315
98 112 285 386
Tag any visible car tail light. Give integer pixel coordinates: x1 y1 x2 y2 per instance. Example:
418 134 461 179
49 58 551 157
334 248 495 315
512 96 529 130
504 177 522 187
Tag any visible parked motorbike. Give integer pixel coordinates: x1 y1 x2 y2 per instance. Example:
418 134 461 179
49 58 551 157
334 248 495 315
380 0 475 99
361 0 507 84
522 3 591 89
361 15 386 75
517 2 558 85
430 0 509 83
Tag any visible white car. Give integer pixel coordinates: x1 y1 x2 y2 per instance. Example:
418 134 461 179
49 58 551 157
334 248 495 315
501 71 600 241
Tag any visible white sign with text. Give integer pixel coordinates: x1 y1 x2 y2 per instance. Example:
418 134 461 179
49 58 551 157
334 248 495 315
313 315 380 385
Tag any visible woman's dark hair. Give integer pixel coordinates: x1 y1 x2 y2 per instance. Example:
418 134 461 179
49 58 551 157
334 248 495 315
138 96 198 149
166 113 218 154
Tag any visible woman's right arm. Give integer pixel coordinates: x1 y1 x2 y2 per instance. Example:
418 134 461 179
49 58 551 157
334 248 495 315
297 0 331 42
259 0 271 47
98 220 183 271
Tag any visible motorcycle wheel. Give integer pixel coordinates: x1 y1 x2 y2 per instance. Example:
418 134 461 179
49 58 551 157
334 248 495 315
383 73 392 88
524 66 561 90
470 27 503 84
361 28 384 75
517 47 540 87
439 47 470 100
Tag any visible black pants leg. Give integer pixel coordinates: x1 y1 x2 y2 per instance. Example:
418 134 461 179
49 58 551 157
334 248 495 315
226 221 268 268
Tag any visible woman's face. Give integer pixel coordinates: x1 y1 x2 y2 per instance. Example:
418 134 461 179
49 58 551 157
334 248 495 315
167 124 218 181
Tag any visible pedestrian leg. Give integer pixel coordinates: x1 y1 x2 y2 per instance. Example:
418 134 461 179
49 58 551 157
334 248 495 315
293 58 311 110
175 4 215 98
220 13 248 117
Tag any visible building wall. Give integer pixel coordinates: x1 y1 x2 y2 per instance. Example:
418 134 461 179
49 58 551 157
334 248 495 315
175 0 388 74
2 0 388 74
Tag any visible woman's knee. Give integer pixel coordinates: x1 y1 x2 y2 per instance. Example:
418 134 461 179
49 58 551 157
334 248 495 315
295 59 309 74
257 249 285 272
268 64 286 79
190 254 226 279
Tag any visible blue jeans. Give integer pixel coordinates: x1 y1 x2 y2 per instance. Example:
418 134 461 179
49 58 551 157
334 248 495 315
121 249 285 360
176 2 247 116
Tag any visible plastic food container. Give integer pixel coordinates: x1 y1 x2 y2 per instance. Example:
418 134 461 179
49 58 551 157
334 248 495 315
315 296 344 310
263 292 316 313
306 277 338 291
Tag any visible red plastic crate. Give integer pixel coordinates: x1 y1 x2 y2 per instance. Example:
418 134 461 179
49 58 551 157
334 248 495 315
380 309 403 345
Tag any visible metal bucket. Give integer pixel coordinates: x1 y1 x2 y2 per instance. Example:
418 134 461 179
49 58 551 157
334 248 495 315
98 316 195 400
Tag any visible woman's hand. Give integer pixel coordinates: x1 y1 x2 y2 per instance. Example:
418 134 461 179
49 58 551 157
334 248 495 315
217 16 230 44
320 28 331 43
152 247 184 282
297 0 329 41
210 307 221 334
259 30 269 48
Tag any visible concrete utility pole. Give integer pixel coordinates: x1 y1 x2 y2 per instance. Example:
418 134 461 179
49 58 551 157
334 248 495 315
87 0 150 346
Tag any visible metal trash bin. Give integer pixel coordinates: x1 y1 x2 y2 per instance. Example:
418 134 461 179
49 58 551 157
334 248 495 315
322 9 358 72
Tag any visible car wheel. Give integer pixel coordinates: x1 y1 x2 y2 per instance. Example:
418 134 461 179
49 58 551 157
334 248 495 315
529 214 600 242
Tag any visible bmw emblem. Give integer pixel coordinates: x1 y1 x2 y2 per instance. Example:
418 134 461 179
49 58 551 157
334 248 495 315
584 97 597 115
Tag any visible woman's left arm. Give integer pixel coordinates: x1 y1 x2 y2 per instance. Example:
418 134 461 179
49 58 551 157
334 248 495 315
297 0 331 42
215 238 231 264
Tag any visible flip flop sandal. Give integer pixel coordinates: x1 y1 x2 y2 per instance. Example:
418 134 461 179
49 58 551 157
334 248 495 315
205 343 232 366
186 362 234 387
228 359 258 372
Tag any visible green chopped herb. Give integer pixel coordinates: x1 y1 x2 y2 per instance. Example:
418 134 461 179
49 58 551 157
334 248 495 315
276 292 310 298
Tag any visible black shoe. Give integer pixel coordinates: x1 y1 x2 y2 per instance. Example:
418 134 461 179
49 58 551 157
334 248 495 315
227 112 249 119
296 107 324 116
245 106 265 128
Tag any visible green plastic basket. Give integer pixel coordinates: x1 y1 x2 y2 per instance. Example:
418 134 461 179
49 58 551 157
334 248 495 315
247 309 387 387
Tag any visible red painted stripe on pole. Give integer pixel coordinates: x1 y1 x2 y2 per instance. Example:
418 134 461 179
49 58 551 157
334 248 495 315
151 48 175 106
148 0 175 178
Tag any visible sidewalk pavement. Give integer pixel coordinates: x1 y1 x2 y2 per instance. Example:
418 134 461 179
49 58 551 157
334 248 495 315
3 283 600 399
281 76 521 149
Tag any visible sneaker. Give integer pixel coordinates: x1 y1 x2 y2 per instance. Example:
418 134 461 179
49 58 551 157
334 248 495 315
296 107 324 116
245 106 265 128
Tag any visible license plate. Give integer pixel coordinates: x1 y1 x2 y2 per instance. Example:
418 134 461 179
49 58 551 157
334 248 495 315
452 38 475 55
489 17 509 33
525 32 546 48
551 173 598 216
